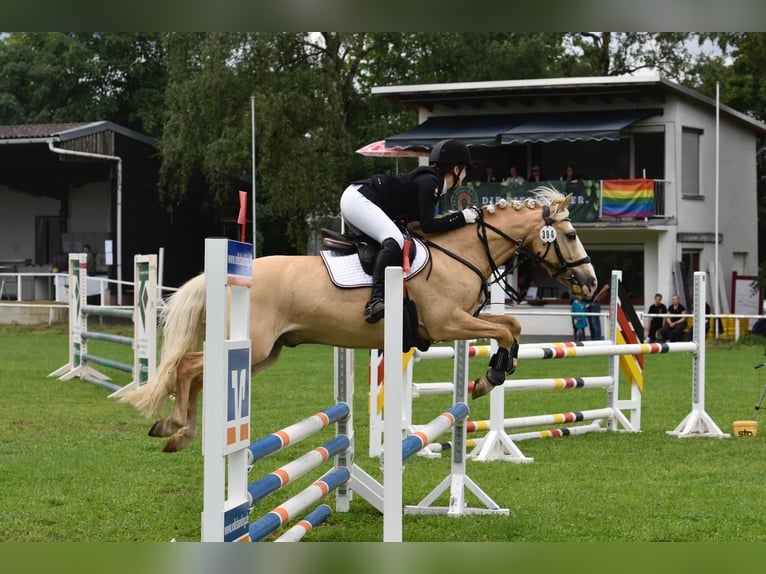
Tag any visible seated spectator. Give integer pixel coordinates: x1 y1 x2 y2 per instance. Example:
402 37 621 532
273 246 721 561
529 164 544 183
504 165 525 184
645 293 667 343
659 294 687 342
481 165 498 183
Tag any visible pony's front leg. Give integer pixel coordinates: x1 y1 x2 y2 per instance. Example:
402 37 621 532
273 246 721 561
433 312 521 399
470 314 522 399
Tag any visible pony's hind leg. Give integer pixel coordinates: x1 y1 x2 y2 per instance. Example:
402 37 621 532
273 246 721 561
161 373 203 452
147 352 203 444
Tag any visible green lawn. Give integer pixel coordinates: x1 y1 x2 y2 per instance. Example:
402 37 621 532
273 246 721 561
1 323 765 542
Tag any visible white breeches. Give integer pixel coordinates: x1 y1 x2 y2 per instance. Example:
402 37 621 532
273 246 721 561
339 184 405 249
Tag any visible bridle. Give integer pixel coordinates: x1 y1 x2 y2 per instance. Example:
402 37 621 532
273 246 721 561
527 204 592 287
417 200 591 310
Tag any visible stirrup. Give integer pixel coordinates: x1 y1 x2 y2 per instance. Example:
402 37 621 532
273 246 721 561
365 298 385 324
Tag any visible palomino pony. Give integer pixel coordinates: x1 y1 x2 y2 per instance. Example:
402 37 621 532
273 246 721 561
123 187 597 452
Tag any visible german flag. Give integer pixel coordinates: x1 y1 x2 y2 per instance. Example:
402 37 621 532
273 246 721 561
601 179 654 218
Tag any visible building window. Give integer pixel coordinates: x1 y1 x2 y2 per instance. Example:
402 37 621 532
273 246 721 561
682 127 702 197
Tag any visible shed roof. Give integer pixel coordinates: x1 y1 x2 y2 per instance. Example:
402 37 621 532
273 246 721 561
0 121 157 147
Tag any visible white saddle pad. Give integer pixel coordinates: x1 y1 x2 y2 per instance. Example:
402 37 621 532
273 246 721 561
320 237 430 289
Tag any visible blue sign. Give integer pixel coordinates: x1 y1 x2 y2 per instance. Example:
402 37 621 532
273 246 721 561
223 501 251 542
227 347 250 423
227 240 253 279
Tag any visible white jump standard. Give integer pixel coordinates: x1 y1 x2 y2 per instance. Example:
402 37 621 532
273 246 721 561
49 253 157 396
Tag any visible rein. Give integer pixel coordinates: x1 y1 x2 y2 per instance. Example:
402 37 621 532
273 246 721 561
418 233 491 310
416 201 592 313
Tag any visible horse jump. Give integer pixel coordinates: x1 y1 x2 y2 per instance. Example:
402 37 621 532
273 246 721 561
199 239 504 542
49 253 157 396
373 270 727 464
121 189 598 454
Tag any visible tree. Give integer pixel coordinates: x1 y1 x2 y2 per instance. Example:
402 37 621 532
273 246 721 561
691 34 766 287
0 32 166 135
564 32 697 80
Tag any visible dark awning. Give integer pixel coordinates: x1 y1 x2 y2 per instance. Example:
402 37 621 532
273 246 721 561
500 108 662 144
385 114 525 148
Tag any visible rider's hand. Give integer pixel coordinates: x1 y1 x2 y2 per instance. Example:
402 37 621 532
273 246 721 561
461 207 479 224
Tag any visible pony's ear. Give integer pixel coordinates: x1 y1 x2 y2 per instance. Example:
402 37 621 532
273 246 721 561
560 193 573 211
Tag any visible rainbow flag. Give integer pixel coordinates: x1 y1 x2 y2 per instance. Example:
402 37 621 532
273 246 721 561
601 179 654 218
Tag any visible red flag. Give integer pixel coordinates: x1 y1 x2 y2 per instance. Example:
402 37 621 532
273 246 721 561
238 191 248 242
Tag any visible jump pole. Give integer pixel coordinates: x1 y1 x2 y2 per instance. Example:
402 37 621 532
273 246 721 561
200 238 254 542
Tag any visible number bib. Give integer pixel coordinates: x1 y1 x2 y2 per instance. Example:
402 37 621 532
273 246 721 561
540 226 557 243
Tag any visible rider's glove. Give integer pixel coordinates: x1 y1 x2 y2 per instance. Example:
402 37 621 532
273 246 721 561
461 207 479 224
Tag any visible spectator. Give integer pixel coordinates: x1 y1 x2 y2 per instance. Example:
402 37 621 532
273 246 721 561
504 165 525 185
645 293 667 343
659 293 687 342
571 293 588 342
481 165 498 183
586 275 609 340
529 164 544 183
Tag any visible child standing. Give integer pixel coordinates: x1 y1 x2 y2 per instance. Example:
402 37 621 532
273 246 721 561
571 293 588 342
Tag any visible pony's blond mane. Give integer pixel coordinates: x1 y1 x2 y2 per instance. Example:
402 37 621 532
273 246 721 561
483 185 569 220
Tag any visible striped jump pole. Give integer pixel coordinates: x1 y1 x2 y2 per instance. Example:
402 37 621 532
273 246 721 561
274 504 332 543
465 407 615 433
248 434 350 505
245 354 354 541
517 340 697 360
505 421 605 441
414 344 492 361
401 403 469 462
247 402 350 464
414 339 613 361
249 467 350 542
430 421 605 453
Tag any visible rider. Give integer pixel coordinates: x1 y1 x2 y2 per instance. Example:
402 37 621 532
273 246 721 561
340 138 479 323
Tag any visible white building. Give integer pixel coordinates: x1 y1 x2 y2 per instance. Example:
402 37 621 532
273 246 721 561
372 73 766 335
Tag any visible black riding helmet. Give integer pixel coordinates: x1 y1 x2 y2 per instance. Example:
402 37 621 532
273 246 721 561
429 139 474 170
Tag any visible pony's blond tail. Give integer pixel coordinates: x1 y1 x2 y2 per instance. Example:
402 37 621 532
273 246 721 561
121 273 207 417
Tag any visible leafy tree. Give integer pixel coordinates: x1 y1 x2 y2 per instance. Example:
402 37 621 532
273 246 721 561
564 32 697 80
692 34 766 286
0 32 165 135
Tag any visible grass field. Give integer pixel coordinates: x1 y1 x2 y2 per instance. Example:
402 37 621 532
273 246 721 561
1 323 766 542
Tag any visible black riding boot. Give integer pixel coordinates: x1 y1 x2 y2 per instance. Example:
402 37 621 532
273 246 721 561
365 238 403 324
